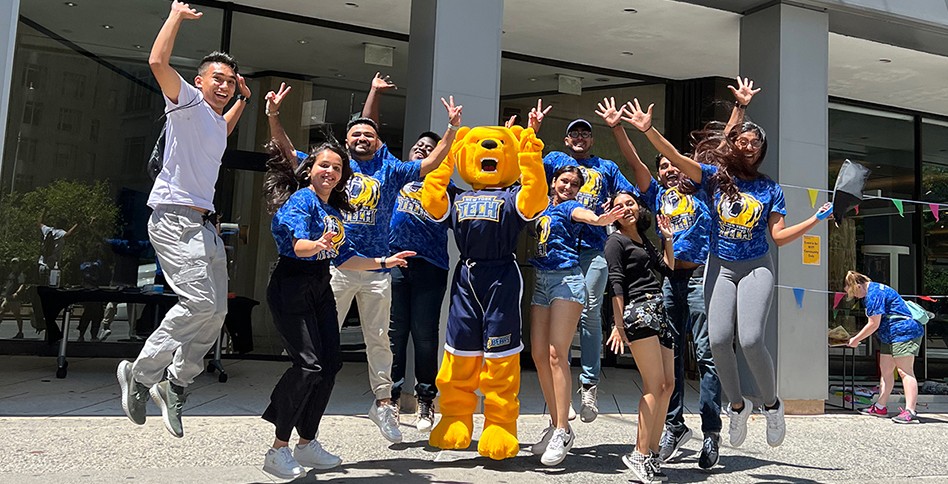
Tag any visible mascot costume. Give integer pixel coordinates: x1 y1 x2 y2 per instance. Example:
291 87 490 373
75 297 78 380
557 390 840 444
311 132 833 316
422 125 548 460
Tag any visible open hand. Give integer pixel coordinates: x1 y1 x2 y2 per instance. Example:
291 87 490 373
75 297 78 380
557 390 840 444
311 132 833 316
527 99 552 132
657 214 674 239
595 97 625 128
170 1 202 20
441 96 462 127
387 250 417 268
728 76 760 106
237 74 251 99
597 205 625 226
371 72 397 92
607 324 632 355
265 82 292 115
621 98 654 133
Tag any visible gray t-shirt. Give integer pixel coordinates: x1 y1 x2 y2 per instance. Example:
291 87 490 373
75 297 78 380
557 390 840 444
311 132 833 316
39 224 67 268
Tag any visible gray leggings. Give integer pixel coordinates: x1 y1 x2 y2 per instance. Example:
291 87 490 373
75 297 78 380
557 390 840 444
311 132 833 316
705 253 776 406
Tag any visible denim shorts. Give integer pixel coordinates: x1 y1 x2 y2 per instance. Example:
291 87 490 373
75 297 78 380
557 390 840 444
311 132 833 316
531 268 587 307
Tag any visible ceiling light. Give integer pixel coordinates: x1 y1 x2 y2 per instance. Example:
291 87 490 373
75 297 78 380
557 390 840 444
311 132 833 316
528 77 538 82
557 74 582 96
595 77 610 82
102 24 113 29
364 43 394 67
298 39 308 45
64 2 77 6
879 58 892 63
623 8 637 13
334 73 345 78
621 51 634 56
345 2 359 7
133 44 142 49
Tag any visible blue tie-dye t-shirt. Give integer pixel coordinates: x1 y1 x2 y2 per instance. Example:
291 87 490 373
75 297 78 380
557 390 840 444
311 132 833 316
699 163 786 262
389 180 459 271
271 188 355 264
644 178 711 265
343 144 421 263
529 199 585 271
863 282 924 344
543 151 638 252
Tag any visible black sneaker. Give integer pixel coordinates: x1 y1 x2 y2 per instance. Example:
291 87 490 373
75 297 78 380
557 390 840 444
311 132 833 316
698 432 720 470
647 451 668 481
658 426 692 462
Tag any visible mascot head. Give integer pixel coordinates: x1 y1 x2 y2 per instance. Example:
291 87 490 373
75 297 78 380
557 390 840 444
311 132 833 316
450 126 529 190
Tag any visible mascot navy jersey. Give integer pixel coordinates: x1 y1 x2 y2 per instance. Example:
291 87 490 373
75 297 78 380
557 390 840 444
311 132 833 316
444 185 532 357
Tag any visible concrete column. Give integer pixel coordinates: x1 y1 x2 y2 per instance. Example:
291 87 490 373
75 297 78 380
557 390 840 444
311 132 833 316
740 4 829 414
404 0 503 137
0 0 20 185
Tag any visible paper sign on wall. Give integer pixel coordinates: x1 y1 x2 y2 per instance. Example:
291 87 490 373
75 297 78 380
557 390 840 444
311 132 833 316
802 234 820 265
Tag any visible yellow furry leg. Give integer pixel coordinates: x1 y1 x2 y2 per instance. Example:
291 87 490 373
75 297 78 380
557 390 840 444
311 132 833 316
429 352 481 450
477 354 521 460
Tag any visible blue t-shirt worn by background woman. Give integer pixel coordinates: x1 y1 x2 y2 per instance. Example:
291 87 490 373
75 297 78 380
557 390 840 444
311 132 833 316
644 178 711 265
343 144 421 261
389 181 458 271
529 199 585 272
543 151 638 252
271 188 355 263
699 163 786 262
863 282 924 344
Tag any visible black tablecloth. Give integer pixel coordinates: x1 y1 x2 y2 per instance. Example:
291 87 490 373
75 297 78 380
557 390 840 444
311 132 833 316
38 286 178 343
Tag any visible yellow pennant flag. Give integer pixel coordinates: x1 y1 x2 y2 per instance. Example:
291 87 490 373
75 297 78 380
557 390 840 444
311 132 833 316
807 188 818 208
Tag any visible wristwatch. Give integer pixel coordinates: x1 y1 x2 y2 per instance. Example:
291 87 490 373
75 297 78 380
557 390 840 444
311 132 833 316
235 93 250 104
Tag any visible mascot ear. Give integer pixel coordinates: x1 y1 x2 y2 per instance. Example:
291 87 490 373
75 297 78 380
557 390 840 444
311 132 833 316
509 125 524 140
449 127 471 157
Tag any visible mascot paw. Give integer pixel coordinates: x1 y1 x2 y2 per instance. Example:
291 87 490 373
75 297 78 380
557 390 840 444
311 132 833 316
429 415 474 450
477 421 520 460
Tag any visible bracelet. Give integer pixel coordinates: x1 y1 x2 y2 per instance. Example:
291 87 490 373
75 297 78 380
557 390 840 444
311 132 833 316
735 101 747 110
448 123 460 131
235 93 250 104
608 123 620 129
380 257 387 269
641 125 653 134
265 108 280 117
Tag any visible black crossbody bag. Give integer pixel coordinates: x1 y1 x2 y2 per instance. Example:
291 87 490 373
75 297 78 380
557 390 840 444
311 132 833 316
147 95 203 180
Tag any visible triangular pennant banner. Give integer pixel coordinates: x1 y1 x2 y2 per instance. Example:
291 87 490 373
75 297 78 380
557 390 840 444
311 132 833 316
893 199 904 217
833 292 845 309
931 203 941 222
854 205 859 215
833 309 839 319
920 296 937 302
807 188 818 208
793 287 805 308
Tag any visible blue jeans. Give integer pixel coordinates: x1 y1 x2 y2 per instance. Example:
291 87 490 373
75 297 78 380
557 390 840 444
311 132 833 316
663 270 722 434
389 258 448 403
578 249 608 386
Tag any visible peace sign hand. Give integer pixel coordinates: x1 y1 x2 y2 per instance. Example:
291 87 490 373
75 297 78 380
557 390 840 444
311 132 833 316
265 82 292 115
527 99 552 132
441 96 463 127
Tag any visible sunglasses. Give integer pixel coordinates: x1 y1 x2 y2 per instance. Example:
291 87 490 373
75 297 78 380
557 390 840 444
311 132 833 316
568 131 592 139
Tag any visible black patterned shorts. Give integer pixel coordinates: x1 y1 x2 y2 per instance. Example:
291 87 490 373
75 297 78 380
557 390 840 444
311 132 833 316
622 293 676 350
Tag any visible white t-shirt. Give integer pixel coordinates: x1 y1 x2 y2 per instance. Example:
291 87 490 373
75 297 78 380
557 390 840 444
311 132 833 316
147 74 228 212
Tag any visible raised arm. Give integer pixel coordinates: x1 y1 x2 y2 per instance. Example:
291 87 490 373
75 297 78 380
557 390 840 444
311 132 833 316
421 128 462 221
362 72 396 124
264 83 298 167
571 205 624 226
149 1 203 103
515 127 550 219
419 96 463 177
622 98 703 183
526 99 553 133
725 76 760 135
596 97 651 193
224 74 251 136
769 202 832 247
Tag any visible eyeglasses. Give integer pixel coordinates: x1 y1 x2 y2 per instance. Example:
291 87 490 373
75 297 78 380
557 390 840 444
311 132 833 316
736 137 763 149
568 131 592 139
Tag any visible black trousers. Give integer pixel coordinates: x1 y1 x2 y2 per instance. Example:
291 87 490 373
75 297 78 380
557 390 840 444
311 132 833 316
262 256 342 442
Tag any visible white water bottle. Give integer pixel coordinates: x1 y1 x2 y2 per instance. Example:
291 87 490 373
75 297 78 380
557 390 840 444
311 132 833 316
49 263 61 288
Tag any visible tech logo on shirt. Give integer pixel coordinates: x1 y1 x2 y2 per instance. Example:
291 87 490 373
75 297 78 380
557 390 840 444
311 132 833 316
344 173 381 225
717 193 763 240
455 195 505 222
659 187 697 234
318 215 346 260
394 182 428 219
535 215 552 258
575 167 603 209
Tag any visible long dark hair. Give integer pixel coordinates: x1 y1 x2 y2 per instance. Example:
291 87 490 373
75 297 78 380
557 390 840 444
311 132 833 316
548 165 585 198
691 121 769 201
608 190 652 235
264 135 354 214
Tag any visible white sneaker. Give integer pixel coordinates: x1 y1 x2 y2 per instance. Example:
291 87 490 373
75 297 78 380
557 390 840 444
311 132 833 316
728 397 753 448
568 403 577 421
294 440 342 469
530 423 555 455
369 401 403 443
263 447 304 479
541 426 575 466
764 397 786 447
579 385 599 423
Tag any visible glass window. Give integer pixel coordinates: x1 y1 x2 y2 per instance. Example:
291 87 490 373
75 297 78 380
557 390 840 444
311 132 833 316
827 104 917 362
922 119 948 376
0 0 224 342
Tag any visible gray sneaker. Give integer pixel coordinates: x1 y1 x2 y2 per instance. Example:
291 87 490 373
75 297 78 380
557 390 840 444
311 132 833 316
579 384 599 423
116 360 148 425
150 380 187 438
658 426 692 462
